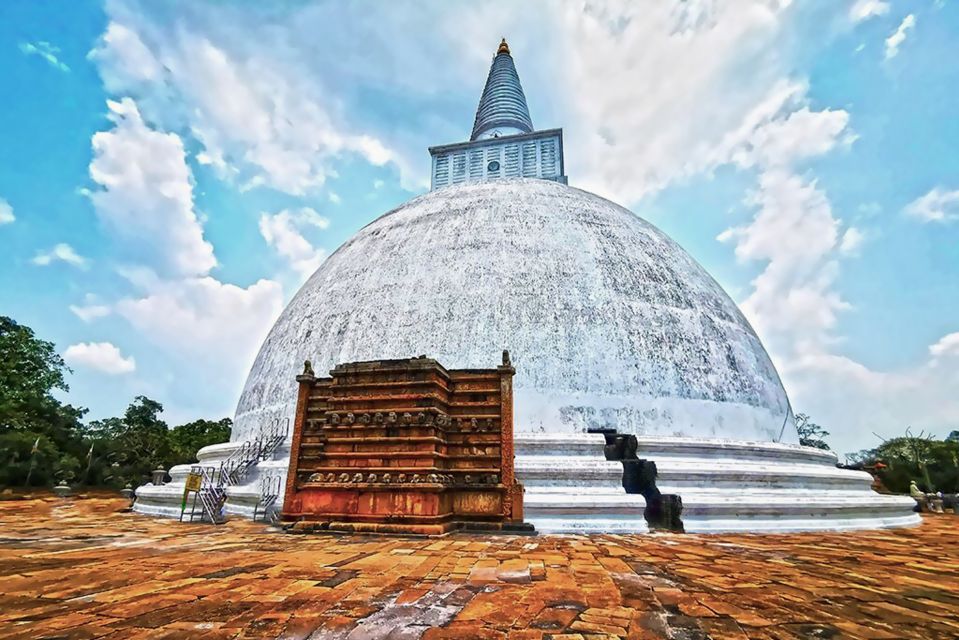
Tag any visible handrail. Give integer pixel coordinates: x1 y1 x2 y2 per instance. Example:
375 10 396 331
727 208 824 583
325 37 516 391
180 417 290 524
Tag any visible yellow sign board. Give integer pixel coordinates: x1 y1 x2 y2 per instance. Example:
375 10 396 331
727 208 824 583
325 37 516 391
184 472 202 493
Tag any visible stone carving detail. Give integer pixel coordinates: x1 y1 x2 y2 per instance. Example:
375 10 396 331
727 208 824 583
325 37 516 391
595 428 682 532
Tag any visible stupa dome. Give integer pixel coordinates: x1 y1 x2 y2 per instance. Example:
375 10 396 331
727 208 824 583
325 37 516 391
233 178 796 446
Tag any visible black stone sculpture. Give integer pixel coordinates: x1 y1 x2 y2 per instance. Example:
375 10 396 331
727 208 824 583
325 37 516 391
590 428 684 532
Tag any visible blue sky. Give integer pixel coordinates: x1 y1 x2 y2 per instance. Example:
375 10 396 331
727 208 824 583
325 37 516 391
1 0 956 454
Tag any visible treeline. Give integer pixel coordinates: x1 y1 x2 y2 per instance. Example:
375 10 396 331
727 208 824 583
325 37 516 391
797 411 959 495
0 316 230 488
847 430 959 495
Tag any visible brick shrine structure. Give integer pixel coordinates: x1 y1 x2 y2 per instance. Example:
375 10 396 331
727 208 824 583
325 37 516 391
281 353 531 535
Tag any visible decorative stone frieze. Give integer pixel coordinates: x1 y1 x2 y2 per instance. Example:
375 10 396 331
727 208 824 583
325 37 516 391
281 353 531 535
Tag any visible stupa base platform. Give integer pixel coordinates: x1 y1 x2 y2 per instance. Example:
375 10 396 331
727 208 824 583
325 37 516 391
515 433 920 534
133 441 288 520
135 433 919 534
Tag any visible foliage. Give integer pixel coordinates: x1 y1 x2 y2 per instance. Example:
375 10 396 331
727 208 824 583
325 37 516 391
84 396 172 487
847 429 959 494
168 418 232 465
0 432 59 486
0 316 231 489
795 413 831 450
0 316 88 485
0 316 68 427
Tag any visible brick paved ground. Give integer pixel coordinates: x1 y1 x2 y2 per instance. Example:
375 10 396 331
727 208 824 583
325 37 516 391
1 495 957 640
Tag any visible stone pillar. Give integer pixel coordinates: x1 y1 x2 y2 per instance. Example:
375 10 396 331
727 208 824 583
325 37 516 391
498 350 521 522
282 360 316 516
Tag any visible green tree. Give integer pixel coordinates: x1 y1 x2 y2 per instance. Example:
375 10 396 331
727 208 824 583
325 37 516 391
795 413 831 450
169 418 232 465
0 316 87 486
0 316 68 428
0 315 235 490
0 432 59 486
848 429 959 494
84 396 171 487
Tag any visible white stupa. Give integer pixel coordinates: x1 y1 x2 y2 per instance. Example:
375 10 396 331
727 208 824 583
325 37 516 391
136 39 917 533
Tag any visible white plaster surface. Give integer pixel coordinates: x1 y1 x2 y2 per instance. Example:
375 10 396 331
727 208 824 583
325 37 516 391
232 179 795 445
515 434 920 533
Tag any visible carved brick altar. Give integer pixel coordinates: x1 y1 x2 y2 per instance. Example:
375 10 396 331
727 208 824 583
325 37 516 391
281 353 531 535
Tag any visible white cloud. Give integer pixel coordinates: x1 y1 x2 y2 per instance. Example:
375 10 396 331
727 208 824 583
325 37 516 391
0 199 14 225
70 294 112 322
549 2 811 202
88 97 216 276
730 105 853 170
89 20 409 195
730 172 850 352
31 243 88 268
259 208 329 278
70 304 111 323
904 187 959 223
784 337 959 454
849 0 890 23
930 333 959 359
839 227 865 256
64 342 136 375
19 41 70 72
115 274 283 369
81 89 284 386
328 191 341 205
87 22 165 93
885 14 916 59
716 95 855 353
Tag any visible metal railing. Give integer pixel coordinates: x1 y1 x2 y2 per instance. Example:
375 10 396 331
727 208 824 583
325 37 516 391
253 473 283 524
180 418 289 524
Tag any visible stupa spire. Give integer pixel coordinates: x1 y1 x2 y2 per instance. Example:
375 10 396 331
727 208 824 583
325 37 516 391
470 38 534 141
428 38 565 190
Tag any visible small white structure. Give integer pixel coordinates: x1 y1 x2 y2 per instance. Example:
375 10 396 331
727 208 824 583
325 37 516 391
135 41 918 533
